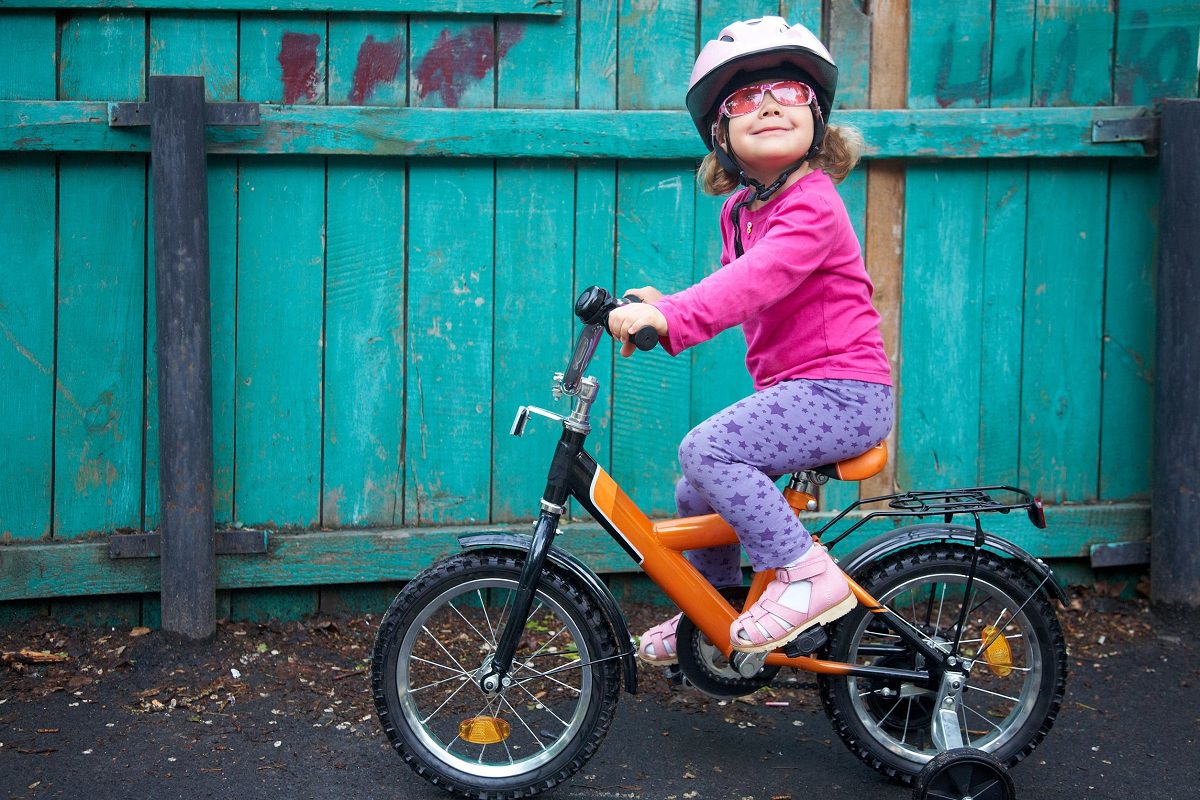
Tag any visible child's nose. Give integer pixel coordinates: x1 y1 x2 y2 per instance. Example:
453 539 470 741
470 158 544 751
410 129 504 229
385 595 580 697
759 93 784 114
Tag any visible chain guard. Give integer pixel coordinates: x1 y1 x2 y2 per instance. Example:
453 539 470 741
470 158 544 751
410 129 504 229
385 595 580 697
675 586 781 699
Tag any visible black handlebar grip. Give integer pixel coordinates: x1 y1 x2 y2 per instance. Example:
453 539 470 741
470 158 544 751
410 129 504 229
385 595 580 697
630 326 659 351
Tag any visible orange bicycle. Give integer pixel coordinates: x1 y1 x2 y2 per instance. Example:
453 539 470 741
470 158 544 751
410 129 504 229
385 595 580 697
372 287 1067 800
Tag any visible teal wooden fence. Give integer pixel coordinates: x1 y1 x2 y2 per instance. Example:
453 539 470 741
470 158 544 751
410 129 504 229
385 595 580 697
1 1 1198 617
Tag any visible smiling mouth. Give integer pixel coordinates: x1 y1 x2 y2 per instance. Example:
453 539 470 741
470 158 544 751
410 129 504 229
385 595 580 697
753 127 791 134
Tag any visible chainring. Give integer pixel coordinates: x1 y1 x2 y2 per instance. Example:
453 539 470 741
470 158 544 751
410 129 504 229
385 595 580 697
675 586 781 699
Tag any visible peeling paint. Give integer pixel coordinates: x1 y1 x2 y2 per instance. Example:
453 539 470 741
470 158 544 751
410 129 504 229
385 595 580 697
348 35 405 105
413 25 524 108
278 32 322 105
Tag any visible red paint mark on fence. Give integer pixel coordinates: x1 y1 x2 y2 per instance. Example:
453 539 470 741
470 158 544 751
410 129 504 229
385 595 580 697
349 36 405 105
414 25 524 107
278 32 322 104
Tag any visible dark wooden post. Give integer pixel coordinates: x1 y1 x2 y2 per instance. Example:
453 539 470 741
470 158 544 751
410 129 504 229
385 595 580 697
150 76 216 638
1152 99 1200 607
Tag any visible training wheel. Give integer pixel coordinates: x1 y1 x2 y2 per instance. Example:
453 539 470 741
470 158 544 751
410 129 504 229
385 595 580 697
912 748 1015 800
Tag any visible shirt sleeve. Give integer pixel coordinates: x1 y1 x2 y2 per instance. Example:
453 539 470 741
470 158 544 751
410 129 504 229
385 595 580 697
654 190 838 355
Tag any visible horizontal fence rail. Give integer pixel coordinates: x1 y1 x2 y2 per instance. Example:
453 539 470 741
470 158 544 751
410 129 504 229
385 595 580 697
0 101 1158 159
0 1 562 13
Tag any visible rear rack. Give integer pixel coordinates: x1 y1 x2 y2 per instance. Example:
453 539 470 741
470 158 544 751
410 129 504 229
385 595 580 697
815 485 1046 550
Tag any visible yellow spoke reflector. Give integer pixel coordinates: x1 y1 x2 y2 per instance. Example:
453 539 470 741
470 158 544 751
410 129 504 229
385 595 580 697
459 716 511 744
981 625 1013 677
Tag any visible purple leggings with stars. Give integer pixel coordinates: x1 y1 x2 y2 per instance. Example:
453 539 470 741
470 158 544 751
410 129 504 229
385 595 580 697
678 379 893 587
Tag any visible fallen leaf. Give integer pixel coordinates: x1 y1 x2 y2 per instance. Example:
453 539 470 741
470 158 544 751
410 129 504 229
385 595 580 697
130 627 152 638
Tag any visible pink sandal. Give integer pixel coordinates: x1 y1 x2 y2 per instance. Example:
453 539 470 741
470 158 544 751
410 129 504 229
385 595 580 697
638 613 682 665
730 545 857 653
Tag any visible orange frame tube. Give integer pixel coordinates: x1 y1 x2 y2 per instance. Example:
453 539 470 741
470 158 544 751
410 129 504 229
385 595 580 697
586 466 885 675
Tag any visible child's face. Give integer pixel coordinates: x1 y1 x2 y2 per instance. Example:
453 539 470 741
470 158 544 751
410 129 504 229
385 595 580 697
719 89 815 179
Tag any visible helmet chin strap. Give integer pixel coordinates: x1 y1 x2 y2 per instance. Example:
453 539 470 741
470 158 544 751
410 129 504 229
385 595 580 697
714 106 825 258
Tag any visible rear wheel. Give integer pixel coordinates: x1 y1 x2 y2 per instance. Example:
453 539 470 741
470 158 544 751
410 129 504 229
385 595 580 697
371 551 622 799
819 545 1066 784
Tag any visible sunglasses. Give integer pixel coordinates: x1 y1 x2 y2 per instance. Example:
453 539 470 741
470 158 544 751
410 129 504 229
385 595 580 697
719 80 817 118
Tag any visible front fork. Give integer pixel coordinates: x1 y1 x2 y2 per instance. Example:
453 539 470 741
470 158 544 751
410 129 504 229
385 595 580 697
478 378 598 694
477 508 561 693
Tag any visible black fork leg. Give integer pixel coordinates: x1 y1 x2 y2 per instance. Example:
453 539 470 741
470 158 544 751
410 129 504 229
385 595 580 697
477 510 560 692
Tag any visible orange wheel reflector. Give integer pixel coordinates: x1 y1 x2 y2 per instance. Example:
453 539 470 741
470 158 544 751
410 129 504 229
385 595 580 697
981 625 1014 677
458 716 511 745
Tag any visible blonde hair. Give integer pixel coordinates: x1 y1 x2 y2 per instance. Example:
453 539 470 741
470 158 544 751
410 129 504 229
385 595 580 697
698 123 865 196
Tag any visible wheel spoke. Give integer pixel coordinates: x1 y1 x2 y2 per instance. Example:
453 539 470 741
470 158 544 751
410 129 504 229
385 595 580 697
963 701 1005 732
410 653 472 678
965 684 1022 704
409 671 471 695
449 600 496 651
497 693 548 751
420 668 477 725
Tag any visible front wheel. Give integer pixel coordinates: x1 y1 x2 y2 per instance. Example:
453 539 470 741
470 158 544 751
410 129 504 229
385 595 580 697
819 545 1067 784
371 551 622 799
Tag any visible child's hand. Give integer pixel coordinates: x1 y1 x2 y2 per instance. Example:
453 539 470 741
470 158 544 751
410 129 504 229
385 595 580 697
622 285 664 304
607 303 668 357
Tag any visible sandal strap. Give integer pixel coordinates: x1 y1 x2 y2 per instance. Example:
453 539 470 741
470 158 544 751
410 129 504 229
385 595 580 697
776 555 828 583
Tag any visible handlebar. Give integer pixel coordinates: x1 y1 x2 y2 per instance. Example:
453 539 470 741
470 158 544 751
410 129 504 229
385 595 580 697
559 286 658 395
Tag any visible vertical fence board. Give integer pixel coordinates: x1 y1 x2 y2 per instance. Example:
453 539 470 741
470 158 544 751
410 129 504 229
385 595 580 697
977 0 1034 488
576 2 619 478
54 13 147 539
613 3 695 515
145 13 240 530
823 0 870 511
573 162 617 476
1100 1 1199 501
0 13 55 541
236 16 327 528
403 18 496 526
324 159 406 527
1020 0 1112 503
899 1 991 490
490 9 577 522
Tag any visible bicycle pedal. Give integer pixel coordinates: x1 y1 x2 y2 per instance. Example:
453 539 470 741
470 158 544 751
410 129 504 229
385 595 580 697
780 625 828 658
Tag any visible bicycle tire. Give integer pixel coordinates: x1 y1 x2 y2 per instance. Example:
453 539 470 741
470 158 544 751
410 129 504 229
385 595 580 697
371 551 622 799
818 544 1067 784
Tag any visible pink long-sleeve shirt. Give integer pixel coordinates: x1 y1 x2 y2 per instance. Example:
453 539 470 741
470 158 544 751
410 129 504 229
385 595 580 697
654 169 891 391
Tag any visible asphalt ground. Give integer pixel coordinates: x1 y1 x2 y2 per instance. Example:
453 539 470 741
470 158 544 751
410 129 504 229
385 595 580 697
1 590 1197 800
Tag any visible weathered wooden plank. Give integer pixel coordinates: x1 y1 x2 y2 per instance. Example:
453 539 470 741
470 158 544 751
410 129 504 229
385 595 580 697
54 13 147 539
0 13 55 541
323 159 406 527
142 14 238 531
572 162 618 476
0 11 55 99
490 11 576 522
329 16 407 106
148 15 240 523
0 0 562 13
618 0 692 111
491 161 576 522
899 2 990 492
402 17 496 527
236 16 327 528
859 0 907 502
1019 0 1113 504
578 0 617 110
1100 1 1199 501
613 162 695 516
1113 0 1200 105
1 101 1159 159
977 0 1034 489
0 501 1152 600
0 156 55 541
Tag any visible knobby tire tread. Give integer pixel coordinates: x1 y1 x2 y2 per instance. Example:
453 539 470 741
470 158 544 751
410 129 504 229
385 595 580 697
817 544 1067 785
371 552 623 800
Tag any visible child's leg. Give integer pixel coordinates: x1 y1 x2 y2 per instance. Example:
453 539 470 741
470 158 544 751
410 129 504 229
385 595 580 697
676 477 744 587
678 379 892 571
678 380 893 651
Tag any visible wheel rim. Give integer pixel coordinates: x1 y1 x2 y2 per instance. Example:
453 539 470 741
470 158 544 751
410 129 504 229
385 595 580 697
845 571 1044 765
395 577 595 778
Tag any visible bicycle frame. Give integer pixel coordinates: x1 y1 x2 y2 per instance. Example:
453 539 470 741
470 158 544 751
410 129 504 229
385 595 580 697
478 371 946 695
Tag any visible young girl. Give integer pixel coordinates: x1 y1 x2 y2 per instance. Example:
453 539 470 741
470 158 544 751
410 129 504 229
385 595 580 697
606 17 893 661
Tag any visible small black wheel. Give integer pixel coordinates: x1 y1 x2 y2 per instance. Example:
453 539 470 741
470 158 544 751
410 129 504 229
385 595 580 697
675 585 781 699
913 747 1015 800
371 550 622 799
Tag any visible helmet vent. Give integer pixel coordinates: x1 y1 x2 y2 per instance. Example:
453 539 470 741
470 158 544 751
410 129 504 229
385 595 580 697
720 35 734 41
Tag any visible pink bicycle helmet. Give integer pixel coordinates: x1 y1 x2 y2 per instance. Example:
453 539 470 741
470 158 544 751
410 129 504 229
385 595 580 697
686 16 838 148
